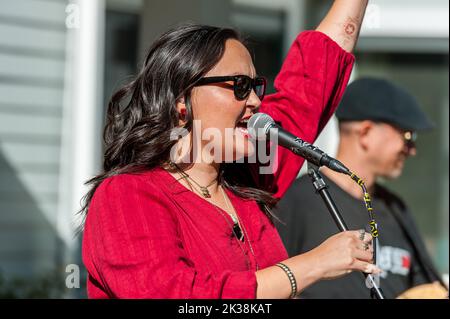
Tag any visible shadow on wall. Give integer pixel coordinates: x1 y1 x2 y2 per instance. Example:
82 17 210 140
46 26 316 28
0 151 69 298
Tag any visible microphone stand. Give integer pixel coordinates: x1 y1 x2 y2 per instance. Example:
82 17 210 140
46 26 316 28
306 162 385 299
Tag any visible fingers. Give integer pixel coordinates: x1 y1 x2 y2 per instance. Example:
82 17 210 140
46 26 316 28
354 230 373 243
351 230 373 253
358 240 373 254
353 247 374 263
349 230 375 261
350 259 383 274
349 230 379 272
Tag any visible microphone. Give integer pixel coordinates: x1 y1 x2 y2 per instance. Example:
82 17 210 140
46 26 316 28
248 113 350 174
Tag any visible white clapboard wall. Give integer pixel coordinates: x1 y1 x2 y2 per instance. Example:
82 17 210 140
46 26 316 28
0 0 68 279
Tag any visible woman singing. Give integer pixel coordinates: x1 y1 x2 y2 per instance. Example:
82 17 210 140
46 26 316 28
81 0 380 298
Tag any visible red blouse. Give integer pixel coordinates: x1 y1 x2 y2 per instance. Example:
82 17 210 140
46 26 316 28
82 31 355 299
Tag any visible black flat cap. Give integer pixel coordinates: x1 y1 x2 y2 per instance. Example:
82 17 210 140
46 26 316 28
336 78 434 131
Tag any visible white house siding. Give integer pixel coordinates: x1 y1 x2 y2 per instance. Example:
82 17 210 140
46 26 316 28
0 0 68 280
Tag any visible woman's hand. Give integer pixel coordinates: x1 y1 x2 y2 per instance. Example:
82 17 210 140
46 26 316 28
256 230 381 298
306 230 381 280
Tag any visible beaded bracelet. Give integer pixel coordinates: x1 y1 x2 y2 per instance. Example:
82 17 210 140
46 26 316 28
275 262 297 298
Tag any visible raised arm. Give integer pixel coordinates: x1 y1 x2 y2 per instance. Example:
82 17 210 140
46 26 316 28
316 0 369 53
255 1 377 299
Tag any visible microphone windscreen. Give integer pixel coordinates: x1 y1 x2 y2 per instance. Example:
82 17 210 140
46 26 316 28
248 113 274 139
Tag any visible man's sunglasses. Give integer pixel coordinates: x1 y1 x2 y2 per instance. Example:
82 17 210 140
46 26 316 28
195 75 267 101
403 131 417 149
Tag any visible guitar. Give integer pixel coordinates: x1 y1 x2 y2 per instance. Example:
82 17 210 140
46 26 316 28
397 282 449 299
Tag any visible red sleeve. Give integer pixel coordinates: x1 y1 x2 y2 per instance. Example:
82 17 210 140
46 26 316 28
83 174 257 299
254 30 355 199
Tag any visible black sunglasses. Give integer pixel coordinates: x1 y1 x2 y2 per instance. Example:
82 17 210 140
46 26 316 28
195 75 267 101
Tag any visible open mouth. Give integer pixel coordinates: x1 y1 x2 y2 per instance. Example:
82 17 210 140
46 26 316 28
236 117 250 135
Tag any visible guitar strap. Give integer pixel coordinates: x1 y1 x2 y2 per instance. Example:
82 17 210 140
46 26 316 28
384 191 446 289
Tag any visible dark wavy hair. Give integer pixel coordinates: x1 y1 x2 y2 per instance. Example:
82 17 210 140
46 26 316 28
78 23 278 230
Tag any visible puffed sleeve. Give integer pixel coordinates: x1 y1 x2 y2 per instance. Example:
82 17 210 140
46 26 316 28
82 174 257 298
254 30 355 199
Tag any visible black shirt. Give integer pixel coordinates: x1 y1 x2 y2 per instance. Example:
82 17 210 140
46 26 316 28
276 174 441 299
